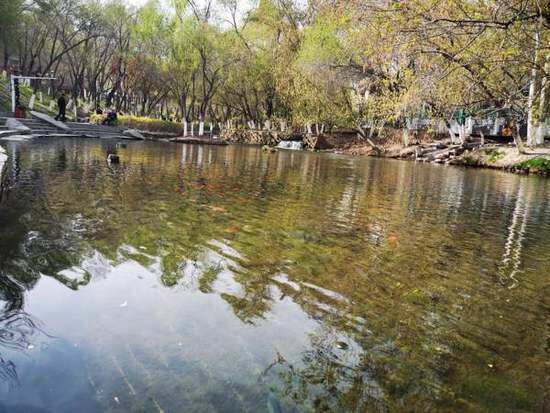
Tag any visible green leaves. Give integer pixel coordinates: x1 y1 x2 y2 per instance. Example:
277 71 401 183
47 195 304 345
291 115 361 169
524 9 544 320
2 0 544 131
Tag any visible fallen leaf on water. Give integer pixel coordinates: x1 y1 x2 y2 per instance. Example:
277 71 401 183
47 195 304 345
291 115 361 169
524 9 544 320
388 235 398 243
225 226 241 234
210 206 227 213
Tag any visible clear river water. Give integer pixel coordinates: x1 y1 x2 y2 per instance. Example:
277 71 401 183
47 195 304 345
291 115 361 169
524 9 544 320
0 138 548 412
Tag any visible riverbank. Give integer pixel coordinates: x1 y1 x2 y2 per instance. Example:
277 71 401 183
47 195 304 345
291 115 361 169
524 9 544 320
335 139 550 176
219 128 550 176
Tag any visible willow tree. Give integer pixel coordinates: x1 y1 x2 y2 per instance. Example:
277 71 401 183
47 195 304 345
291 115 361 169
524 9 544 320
0 0 23 67
291 2 415 144
168 14 200 132
215 2 280 129
127 0 171 116
402 0 550 146
297 0 549 146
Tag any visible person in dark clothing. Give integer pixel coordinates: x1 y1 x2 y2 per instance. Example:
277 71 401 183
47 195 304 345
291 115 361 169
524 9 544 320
55 93 67 122
102 109 118 126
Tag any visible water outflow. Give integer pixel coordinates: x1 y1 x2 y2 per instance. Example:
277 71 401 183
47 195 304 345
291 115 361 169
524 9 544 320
276 140 303 150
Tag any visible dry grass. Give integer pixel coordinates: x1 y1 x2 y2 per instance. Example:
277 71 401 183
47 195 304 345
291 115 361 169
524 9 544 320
90 114 182 134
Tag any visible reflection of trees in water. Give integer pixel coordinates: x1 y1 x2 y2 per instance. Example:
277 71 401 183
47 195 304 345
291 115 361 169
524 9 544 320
258 326 394 412
0 274 50 389
0 310 48 389
0 355 18 389
0 311 41 352
498 180 533 289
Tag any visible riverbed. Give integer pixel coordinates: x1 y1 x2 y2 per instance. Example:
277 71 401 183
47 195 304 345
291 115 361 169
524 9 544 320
0 138 548 412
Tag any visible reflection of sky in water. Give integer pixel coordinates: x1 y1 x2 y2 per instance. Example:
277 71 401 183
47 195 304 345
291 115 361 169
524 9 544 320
0 139 548 412
15 259 317 411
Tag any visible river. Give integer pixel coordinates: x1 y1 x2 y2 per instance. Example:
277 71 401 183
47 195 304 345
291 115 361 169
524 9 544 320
0 138 548 412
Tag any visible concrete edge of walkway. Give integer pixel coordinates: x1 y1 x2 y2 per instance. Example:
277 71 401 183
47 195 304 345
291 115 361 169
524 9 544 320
0 129 29 138
5 118 31 132
31 110 72 132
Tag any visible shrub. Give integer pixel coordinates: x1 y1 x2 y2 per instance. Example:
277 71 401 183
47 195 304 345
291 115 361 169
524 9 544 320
486 148 504 163
90 113 182 134
513 157 550 175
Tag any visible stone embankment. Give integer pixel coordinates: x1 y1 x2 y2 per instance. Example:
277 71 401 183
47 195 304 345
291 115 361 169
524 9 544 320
0 111 146 140
222 127 550 176
391 140 479 163
385 140 550 175
220 128 333 150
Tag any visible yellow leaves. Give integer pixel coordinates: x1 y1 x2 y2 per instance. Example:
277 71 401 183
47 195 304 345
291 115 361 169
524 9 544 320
224 225 241 234
210 205 227 213
388 235 399 245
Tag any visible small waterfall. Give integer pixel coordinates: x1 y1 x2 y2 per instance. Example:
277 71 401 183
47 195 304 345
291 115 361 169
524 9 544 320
276 140 303 150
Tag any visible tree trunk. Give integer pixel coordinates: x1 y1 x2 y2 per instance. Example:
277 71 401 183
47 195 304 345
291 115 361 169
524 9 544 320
402 128 410 146
199 118 205 136
513 122 527 154
527 16 543 146
445 119 457 144
535 58 549 145
356 124 382 153
458 124 466 144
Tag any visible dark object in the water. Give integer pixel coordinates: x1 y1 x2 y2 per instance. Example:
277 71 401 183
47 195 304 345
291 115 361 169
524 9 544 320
107 154 120 163
267 392 283 413
335 341 349 350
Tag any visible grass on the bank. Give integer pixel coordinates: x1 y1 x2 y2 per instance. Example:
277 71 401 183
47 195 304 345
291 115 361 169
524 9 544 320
486 148 505 163
90 113 182 134
513 157 550 175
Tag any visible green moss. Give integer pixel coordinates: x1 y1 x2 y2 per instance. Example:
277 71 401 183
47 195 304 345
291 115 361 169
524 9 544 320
461 155 480 166
198 264 223 293
486 149 504 163
460 375 535 411
405 288 431 306
513 157 550 175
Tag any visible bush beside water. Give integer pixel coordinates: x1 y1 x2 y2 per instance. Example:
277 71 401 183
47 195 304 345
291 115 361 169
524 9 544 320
513 158 550 175
90 113 182 134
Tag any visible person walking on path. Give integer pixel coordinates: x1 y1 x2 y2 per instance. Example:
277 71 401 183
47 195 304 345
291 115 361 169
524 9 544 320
55 92 67 122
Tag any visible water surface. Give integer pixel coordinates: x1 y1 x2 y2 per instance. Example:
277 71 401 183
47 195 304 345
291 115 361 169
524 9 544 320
0 139 548 412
